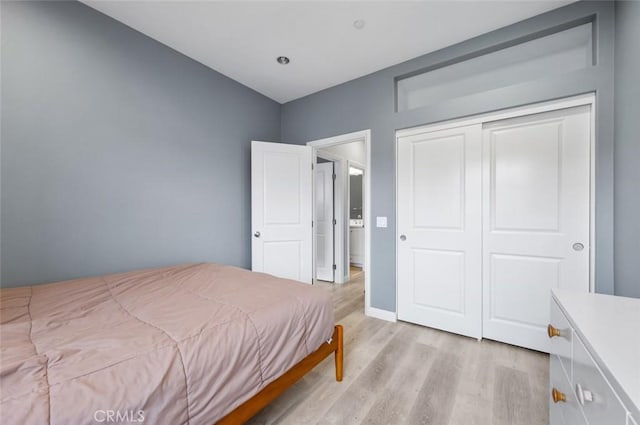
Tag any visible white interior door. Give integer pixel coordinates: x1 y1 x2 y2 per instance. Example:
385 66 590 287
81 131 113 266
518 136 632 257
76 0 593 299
482 105 591 352
315 162 334 282
251 141 312 283
397 124 483 339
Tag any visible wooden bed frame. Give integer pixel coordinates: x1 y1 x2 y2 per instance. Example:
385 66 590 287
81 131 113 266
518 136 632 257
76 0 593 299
217 324 343 424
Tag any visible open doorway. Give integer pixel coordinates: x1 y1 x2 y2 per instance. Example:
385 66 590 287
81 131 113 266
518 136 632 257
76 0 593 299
348 164 364 280
308 130 371 314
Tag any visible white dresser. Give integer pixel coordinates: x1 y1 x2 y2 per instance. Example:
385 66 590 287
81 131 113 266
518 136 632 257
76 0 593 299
549 289 640 425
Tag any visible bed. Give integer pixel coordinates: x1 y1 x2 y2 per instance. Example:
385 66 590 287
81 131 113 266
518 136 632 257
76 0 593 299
0 263 343 424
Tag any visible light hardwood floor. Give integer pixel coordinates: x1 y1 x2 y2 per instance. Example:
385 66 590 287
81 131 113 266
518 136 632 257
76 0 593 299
247 268 549 425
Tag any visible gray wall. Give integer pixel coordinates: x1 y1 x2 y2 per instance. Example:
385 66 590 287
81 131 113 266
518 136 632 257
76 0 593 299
281 1 618 311
614 1 640 298
0 1 281 287
2 0 634 302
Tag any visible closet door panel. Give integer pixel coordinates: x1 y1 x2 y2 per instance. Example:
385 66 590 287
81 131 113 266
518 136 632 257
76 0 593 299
491 121 561 232
397 124 482 339
482 106 591 352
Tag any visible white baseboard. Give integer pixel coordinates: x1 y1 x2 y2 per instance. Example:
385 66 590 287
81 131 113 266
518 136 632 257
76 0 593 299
365 306 397 322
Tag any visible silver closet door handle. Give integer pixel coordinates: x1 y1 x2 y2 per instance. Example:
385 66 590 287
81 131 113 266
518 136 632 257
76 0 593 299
400 234 407 241
572 242 584 251
254 231 261 238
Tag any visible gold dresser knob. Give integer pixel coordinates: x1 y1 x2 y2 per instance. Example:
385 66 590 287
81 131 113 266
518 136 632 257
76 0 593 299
548 324 561 338
552 388 566 403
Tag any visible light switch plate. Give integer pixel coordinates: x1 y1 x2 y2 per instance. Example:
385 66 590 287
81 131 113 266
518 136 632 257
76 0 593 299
376 216 387 228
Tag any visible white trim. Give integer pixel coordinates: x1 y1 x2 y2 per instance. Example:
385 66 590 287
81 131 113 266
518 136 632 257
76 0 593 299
366 306 397 323
397 93 596 139
347 160 365 171
316 150 343 163
308 130 371 149
395 139 399 321
333 159 346 284
395 94 597 324
589 100 596 293
311 149 317 285
308 130 372 316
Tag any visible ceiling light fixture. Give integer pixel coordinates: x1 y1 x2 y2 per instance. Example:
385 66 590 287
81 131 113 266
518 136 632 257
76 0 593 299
353 19 366 30
276 56 290 65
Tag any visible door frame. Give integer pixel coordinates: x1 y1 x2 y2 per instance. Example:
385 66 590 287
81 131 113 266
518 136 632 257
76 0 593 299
395 93 597 320
308 130 373 316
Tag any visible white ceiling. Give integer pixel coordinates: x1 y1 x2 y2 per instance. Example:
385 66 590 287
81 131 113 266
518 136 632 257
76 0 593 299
82 0 573 104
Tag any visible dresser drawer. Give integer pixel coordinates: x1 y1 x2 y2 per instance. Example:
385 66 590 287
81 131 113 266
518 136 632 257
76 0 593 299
551 354 587 425
550 298 573 379
573 335 628 425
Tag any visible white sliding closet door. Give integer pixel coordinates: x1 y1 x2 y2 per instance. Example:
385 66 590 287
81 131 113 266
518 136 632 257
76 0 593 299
397 125 483 339
482 106 591 352
397 100 592 352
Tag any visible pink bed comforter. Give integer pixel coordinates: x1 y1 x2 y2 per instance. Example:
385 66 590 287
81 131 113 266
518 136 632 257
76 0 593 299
0 263 334 424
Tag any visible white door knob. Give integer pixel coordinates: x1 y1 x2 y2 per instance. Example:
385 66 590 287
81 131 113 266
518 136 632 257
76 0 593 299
576 383 593 404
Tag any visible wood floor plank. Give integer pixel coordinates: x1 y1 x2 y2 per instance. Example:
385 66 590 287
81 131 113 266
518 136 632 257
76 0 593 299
334 293 364 322
493 365 533 425
405 341 464 425
447 340 496 425
517 350 549 425
510 345 548 411
359 338 436 425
